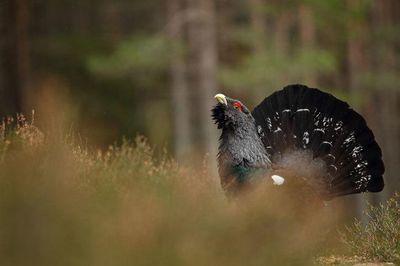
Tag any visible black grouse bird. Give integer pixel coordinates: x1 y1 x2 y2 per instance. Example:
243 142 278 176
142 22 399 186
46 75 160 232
212 84 384 199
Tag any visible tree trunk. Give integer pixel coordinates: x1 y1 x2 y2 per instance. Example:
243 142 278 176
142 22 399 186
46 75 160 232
167 0 193 160
347 0 367 93
15 0 31 113
250 0 271 98
103 3 122 42
186 0 218 162
298 4 317 86
249 0 266 54
372 0 400 200
0 0 27 116
274 10 292 55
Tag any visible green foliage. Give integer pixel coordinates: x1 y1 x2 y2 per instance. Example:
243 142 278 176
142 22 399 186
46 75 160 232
342 194 400 263
220 47 336 92
83 35 174 145
87 35 170 87
361 72 400 91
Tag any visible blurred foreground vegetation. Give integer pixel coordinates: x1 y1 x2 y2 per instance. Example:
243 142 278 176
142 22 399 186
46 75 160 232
1 115 399 265
0 115 350 266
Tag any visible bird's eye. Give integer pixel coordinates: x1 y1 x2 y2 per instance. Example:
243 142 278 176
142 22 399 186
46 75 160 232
233 102 243 112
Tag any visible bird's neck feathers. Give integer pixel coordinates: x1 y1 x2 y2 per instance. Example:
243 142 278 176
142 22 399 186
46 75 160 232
218 119 270 169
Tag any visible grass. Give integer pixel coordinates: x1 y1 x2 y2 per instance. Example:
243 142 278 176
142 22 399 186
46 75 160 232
341 194 400 264
0 114 397 266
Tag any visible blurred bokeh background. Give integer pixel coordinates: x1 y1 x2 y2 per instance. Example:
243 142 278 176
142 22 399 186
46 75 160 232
1 0 399 201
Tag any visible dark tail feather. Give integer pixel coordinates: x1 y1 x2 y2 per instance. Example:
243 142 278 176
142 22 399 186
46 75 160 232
252 84 384 198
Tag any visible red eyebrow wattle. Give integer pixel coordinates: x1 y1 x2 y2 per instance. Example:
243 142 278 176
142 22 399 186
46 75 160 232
233 102 243 111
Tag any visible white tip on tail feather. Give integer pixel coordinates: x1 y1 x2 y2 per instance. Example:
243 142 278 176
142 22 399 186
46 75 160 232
271 175 285 186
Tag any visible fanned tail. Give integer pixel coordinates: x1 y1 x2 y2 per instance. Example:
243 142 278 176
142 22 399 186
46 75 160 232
252 84 384 198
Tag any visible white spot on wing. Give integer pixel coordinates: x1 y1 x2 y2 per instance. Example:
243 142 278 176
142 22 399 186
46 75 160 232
334 121 343 131
322 141 333 148
257 125 263 134
266 117 272 130
303 132 310 146
296 108 310 112
325 154 335 161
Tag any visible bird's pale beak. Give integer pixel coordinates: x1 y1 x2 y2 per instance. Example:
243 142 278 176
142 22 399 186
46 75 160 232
214 94 227 105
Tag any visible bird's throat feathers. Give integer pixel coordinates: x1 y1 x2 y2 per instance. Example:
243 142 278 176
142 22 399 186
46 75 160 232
218 123 271 174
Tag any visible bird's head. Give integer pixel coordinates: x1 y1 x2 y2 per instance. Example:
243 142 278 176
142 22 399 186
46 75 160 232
212 93 253 130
